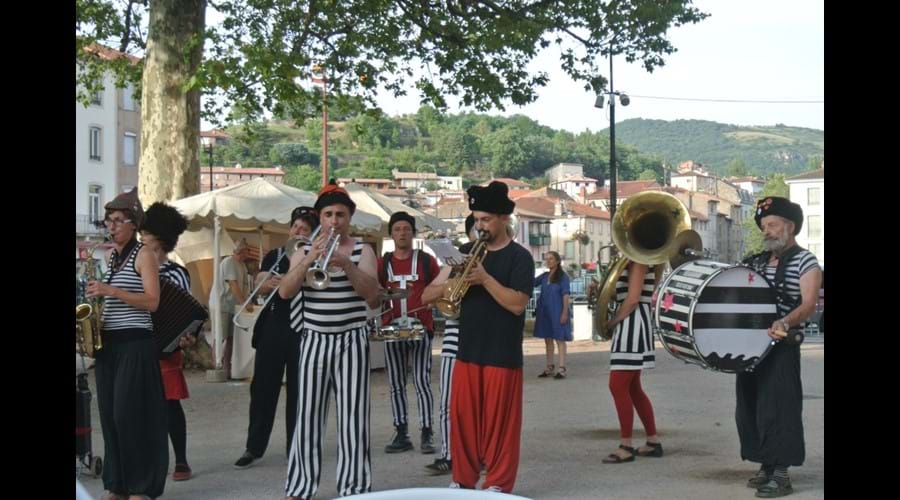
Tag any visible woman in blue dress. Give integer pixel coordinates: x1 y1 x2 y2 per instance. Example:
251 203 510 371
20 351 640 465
533 251 572 379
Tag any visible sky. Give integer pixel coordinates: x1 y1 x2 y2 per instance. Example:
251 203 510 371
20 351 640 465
205 0 824 132
373 0 824 132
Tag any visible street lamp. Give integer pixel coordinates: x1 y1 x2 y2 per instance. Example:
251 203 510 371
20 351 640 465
593 53 630 220
206 142 214 192
311 64 328 187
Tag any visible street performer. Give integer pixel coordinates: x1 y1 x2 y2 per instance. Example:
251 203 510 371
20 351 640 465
737 196 821 498
378 211 440 455
279 181 381 499
441 181 534 493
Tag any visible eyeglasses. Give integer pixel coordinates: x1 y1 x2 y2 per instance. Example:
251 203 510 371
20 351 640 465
104 218 133 226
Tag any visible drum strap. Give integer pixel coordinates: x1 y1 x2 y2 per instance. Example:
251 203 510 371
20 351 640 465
743 245 803 314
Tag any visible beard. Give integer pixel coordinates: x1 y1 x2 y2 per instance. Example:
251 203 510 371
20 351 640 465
763 231 790 254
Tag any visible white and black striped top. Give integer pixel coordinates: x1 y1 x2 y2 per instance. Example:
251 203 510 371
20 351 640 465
764 249 819 317
160 261 191 292
614 264 657 304
101 242 153 332
299 241 368 333
441 319 459 358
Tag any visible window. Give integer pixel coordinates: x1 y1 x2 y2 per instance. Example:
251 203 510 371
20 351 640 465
564 241 575 260
123 133 137 165
808 243 822 257
123 83 136 111
807 187 821 206
589 222 594 233
91 90 102 106
89 127 102 161
88 185 103 223
807 215 823 238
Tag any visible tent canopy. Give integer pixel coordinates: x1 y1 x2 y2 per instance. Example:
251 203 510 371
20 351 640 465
344 183 457 234
171 177 384 236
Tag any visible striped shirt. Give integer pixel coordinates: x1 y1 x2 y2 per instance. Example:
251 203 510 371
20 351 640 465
160 261 191 292
764 249 819 317
614 264 657 304
101 242 153 332
300 240 369 333
610 264 658 370
441 319 459 358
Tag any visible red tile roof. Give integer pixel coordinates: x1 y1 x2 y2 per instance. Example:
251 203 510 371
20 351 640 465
787 168 824 181
83 43 141 64
587 180 661 199
483 178 531 188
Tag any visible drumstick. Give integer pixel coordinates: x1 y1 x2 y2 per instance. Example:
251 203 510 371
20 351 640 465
378 304 430 317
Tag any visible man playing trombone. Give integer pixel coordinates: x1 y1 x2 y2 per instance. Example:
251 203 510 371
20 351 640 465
279 182 381 499
233 206 320 470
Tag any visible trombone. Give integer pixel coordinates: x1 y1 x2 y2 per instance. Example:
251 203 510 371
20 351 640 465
232 226 320 329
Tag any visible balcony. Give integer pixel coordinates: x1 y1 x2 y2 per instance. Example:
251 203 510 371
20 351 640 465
528 234 550 246
76 214 103 235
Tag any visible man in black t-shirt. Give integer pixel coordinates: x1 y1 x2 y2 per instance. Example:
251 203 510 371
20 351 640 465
435 181 534 493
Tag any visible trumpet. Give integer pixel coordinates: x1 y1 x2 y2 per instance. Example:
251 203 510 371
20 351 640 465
435 230 490 319
305 227 342 290
233 226 321 328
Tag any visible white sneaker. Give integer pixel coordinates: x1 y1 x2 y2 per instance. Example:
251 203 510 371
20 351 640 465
485 486 503 493
449 482 461 489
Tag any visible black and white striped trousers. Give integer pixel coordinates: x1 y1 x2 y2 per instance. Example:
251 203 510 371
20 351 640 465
384 332 434 429
285 328 371 498
438 355 457 460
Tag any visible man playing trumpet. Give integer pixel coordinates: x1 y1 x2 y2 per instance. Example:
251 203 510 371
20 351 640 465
279 182 381 499
429 181 534 493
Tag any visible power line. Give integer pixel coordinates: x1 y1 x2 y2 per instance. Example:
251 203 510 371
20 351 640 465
628 94 823 104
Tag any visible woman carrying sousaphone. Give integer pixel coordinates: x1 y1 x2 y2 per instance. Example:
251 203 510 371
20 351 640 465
85 188 168 500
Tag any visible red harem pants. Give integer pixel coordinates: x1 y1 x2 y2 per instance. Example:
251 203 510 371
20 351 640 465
450 360 523 492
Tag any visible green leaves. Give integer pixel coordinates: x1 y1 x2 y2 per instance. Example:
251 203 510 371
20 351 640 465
78 1 708 126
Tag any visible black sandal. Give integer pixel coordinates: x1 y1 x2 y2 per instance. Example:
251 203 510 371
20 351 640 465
553 366 567 379
538 364 555 378
636 441 663 457
602 445 635 463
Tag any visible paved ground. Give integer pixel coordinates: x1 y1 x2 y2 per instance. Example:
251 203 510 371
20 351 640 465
77 338 824 499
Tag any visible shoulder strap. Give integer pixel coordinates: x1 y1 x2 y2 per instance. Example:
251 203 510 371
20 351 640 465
380 251 393 285
418 250 433 284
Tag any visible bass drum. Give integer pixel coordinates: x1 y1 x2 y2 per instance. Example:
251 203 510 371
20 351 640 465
654 260 778 373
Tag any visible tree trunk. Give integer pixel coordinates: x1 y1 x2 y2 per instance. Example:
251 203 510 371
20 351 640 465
139 0 206 205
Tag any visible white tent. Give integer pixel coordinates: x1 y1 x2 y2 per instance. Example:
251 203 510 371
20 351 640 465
344 183 457 234
169 178 385 371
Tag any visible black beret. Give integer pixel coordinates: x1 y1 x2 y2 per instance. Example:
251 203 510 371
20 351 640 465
389 211 416 233
755 196 803 235
467 181 515 215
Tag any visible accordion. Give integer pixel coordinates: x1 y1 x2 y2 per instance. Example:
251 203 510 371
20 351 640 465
152 279 209 357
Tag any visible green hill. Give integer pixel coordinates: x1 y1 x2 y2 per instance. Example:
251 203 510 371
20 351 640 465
609 118 824 176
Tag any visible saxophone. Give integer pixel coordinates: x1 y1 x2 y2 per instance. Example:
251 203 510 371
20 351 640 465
434 232 490 320
76 239 106 358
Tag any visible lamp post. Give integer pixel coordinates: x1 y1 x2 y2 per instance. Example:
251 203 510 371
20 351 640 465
594 53 630 220
206 142 214 192
312 65 328 187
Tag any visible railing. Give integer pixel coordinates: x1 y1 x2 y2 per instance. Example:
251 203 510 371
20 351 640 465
76 214 103 235
528 234 550 246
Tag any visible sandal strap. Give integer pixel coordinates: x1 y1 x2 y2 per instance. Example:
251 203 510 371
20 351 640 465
618 445 636 453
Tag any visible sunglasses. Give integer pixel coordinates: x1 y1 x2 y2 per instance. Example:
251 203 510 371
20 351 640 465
293 207 317 218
